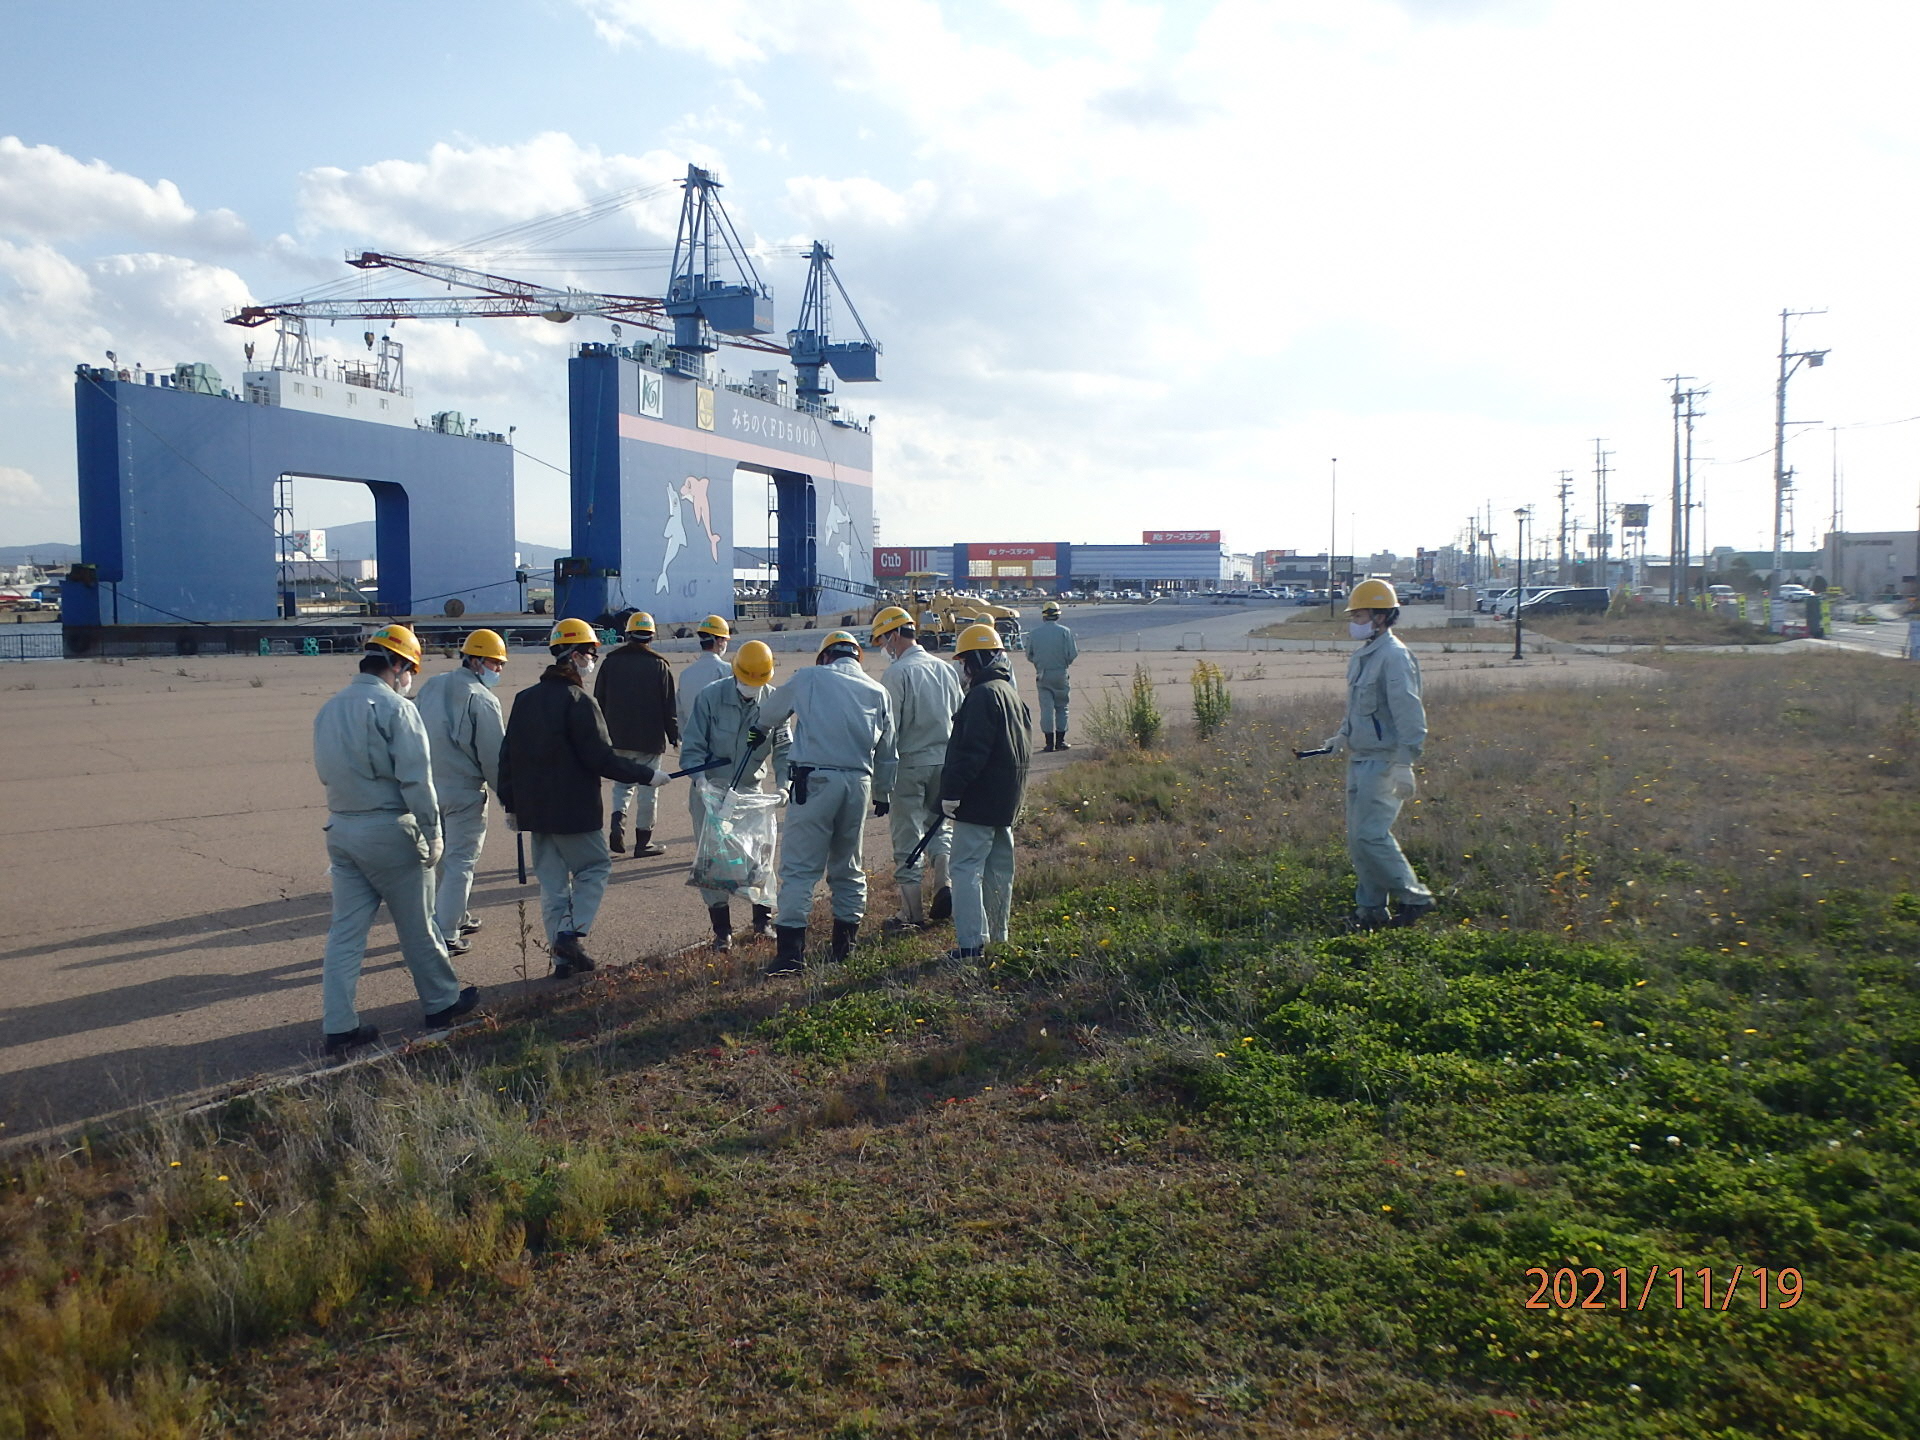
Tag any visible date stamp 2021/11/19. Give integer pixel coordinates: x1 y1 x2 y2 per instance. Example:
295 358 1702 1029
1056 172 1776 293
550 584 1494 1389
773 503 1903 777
1524 1266 1803 1311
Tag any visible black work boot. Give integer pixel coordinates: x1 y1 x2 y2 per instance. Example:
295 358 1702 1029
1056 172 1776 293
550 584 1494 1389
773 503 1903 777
1042 732 1057 752
1391 900 1436 928
422 985 480 1030
768 925 808 976
551 931 597 978
633 828 666 858
929 886 953 922
1055 731 1072 750
609 813 628 854
708 904 734 952
831 918 860 962
751 904 774 938
325 1023 379 1057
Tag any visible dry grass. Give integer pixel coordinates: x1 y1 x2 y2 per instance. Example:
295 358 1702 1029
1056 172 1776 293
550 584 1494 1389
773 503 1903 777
1523 603 1786 648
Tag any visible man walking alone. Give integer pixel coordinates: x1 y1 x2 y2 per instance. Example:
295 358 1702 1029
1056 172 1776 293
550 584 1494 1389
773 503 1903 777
1320 579 1434 929
1026 600 1078 751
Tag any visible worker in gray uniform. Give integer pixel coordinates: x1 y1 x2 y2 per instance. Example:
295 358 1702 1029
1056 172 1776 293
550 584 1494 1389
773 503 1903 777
595 611 676 857
312 624 476 1054
939 624 1033 960
681 639 789 950
756 629 898 973
872 605 962 930
1025 599 1079 751
1314 579 1434 929
676 614 735 734
412 627 509 954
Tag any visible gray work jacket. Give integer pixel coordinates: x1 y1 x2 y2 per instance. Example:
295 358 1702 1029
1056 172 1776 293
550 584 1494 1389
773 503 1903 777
682 679 790 791
1341 630 1426 763
1026 620 1079 678
758 659 899 801
313 673 441 841
882 643 963 768
413 664 505 801
677 651 734 735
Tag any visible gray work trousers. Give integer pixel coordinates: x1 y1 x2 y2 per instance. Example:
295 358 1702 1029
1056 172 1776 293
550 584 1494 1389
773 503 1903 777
1345 757 1433 911
610 749 664 830
322 811 462 1035
888 760 950 884
775 768 870 927
949 820 1015 950
1036 672 1071 732
529 829 613 942
432 793 489 937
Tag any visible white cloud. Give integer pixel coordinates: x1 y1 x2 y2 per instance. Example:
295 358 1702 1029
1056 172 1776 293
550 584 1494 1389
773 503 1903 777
0 137 251 249
0 464 44 504
296 133 691 254
574 0 1920 550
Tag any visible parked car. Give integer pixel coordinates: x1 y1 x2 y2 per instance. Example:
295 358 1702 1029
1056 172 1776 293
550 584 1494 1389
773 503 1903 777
1519 587 1611 617
1491 586 1562 617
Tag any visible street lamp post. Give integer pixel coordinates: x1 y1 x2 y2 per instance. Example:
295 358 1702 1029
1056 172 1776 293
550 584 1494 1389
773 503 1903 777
1772 309 1829 591
1513 507 1531 661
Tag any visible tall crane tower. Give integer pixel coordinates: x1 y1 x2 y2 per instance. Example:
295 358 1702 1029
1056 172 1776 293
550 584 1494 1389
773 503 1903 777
788 240 881 409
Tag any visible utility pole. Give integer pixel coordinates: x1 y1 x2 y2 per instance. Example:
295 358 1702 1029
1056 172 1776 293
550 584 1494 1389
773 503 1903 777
1664 376 1692 605
1556 472 1573 584
1679 385 1706 598
1592 439 1612 589
1328 457 1338 619
1772 307 1828 589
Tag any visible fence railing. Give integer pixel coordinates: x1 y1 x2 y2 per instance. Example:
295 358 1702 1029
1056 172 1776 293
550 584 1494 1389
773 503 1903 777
0 629 63 662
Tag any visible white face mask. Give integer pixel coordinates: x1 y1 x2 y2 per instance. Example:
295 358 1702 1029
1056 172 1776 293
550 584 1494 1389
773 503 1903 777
737 680 759 699
479 666 503 689
1348 620 1376 641
395 669 415 696
573 653 597 680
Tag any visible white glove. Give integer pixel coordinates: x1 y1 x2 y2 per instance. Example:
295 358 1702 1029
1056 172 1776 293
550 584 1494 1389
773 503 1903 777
1387 763 1417 801
1323 733 1347 755
647 768 673 787
940 798 962 819
426 836 445 868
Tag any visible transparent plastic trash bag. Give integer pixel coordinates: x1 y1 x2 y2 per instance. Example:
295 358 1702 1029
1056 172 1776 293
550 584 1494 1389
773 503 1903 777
686 778 779 905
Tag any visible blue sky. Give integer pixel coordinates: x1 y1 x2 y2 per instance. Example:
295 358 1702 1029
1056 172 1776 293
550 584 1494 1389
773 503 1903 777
4 0 1919 562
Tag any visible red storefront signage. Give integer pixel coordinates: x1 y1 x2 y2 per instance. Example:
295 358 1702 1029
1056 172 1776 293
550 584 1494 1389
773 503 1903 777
876 547 934 577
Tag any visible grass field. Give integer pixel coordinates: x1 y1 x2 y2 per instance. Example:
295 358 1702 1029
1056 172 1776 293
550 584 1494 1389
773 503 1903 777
4 652 1918 1438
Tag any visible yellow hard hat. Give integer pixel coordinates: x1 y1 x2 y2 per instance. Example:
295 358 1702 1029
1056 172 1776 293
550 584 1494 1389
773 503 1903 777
732 640 775 686
817 629 862 655
870 605 913 642
550 617 600 648
955 622 1003 655
623 610 656 635
696 614 732 638
1345 579 1400 612
365 623 423 668
461 629 508 662
1040 601 1061 617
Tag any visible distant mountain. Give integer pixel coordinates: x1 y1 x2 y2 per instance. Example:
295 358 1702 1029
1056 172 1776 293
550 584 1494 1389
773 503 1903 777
0 543 80 569
323 521 566 569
